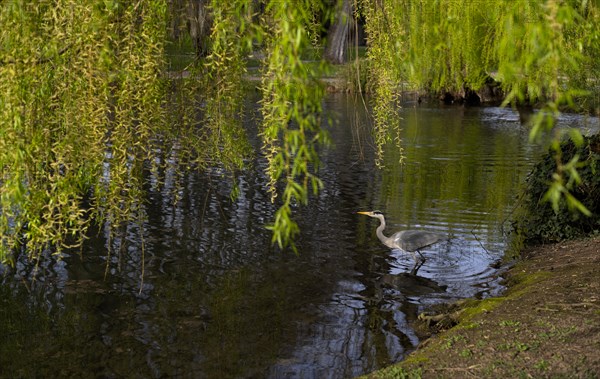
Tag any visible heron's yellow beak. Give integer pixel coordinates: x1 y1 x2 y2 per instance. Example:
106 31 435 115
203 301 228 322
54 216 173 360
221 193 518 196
357 211 370 215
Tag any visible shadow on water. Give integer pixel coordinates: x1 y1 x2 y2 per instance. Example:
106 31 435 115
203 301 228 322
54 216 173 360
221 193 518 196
1 94 598 378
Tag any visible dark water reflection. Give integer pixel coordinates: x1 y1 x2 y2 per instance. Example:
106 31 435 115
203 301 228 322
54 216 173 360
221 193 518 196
1 94 598 378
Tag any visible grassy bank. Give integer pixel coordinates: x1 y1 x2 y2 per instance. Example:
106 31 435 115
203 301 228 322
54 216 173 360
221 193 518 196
362 237 600 378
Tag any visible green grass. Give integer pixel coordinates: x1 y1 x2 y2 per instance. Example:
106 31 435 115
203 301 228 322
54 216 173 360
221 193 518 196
443 334 466 349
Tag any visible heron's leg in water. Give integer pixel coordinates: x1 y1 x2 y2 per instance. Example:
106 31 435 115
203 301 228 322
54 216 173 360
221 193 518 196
410 252 418 265
410 251 426 266
410 258 425 275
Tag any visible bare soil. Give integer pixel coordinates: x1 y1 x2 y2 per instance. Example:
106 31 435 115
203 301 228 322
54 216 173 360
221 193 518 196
363 236 600 378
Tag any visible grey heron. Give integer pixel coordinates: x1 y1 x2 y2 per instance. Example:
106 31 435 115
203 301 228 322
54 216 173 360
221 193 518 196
358 211 443 265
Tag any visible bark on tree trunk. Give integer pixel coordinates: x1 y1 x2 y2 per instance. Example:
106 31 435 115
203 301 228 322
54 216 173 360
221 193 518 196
168 0 185 40
187 0 211 57
323 0 352 64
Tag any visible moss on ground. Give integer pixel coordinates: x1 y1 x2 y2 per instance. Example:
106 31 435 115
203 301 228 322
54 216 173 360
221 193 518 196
361 237 600 379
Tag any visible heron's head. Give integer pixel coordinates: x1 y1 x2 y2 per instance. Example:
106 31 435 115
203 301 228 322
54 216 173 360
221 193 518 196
357 210 383 218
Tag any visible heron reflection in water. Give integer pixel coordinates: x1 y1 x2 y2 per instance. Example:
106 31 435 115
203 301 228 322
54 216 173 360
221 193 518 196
358 210 444 274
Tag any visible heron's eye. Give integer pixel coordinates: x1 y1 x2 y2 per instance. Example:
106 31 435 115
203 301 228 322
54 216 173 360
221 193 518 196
373 210 382 215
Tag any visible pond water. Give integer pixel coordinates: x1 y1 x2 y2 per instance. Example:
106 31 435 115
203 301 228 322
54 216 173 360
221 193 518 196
1 94 598 378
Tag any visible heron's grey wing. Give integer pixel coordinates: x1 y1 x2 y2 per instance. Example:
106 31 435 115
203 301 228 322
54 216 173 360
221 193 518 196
393 230 443 252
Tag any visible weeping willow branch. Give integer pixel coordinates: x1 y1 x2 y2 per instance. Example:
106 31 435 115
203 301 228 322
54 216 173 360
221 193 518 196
360 0 404 167
0 43 74 66
2 0 598 265
0 0 169 264
358 0 600 214
200 0 253 172
259 1 330 253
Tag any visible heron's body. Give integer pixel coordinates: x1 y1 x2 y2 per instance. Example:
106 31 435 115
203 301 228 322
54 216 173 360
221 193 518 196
358 211 443 264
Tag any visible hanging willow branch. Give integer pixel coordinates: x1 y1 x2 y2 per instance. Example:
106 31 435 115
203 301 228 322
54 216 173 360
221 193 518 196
0 43 74 66
0 0 169 264
2 0 598 265
259 1 330 252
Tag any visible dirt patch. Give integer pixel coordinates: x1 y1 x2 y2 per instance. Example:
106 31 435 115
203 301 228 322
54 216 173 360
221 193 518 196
362 237 600 378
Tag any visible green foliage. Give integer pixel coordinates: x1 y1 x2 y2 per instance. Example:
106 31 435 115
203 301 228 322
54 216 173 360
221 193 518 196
200 0 254 171
99 0 168 258
164 1 331 253
513 135 600 245
0 0 332 265
361 364 423 379
259 1 330 252
360 0 404 167
402 0 490 92
0 0 169 263
3 0 599 263
443 334 466 349
378 0 600 105
358 0 600 221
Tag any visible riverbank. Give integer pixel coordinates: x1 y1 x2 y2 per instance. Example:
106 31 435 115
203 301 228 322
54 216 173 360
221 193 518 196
362 236 600 378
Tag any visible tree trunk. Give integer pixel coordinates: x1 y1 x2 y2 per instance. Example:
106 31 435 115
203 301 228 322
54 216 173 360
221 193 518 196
323 0 352 64
168 0 185 40
187 0 211 57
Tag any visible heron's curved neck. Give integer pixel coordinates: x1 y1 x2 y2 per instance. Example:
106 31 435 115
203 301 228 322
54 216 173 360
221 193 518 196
375 214 391 247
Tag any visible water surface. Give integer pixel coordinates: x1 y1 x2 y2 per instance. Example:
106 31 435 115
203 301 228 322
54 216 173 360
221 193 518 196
1 94 597 378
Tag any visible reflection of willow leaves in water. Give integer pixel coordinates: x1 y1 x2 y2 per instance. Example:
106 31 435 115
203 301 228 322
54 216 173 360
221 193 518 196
202 268 290 377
